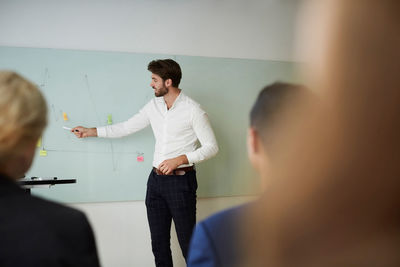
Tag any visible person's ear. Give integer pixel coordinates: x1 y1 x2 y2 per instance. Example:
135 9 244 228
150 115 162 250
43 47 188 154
247 127 262 169
248 127 271 190
164 78 172 88
247 127 259 155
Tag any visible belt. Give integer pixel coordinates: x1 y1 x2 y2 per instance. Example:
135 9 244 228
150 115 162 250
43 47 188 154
153 166 195 176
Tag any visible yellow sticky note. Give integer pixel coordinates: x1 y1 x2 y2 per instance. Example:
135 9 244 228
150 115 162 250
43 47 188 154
39 150 47 156
63 112 68 121
37 137 42 148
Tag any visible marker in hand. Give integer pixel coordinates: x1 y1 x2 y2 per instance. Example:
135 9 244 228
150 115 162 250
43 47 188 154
63 126 79 132
69 126 97 138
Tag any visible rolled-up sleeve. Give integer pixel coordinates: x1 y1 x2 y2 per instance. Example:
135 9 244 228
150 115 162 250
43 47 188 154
185 108 219 164
97 106 150 138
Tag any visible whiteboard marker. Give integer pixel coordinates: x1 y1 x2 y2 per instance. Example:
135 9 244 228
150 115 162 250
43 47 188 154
63 126 79 132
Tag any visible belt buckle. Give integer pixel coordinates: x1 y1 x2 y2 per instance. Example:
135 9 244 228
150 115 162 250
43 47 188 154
175 170 186 175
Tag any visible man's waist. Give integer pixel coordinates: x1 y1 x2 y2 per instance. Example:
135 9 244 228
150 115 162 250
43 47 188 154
152 162 193 168
152 165 195 176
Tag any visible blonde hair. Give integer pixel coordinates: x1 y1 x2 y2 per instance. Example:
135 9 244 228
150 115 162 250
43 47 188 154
0 71 47 164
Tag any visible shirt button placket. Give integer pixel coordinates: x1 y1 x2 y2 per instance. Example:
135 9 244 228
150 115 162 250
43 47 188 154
162 112 168 155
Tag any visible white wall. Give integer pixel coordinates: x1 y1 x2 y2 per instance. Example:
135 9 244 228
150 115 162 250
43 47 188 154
70 196 256 267
0 0 300 61
0 0 300 266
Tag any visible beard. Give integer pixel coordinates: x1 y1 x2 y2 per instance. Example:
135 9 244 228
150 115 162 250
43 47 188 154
154 86 168 97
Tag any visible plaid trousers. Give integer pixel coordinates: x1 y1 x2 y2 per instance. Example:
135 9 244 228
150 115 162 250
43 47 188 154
145 169 198 267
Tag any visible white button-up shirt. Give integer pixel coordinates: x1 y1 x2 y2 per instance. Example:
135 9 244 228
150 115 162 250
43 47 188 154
97 92 219 168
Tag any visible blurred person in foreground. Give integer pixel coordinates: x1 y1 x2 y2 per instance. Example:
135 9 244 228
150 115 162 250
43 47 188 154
241 0 400 266
187 82 312 267
0 71 101 266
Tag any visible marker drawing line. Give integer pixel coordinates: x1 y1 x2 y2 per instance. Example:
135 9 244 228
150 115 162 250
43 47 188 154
109 140 117 171
51 104 59 122
84 74 101 125
39 68 49 88
84 74 118 171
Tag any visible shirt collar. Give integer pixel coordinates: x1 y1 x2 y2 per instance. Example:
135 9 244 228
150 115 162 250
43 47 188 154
156 91 185 108
174 91 184 104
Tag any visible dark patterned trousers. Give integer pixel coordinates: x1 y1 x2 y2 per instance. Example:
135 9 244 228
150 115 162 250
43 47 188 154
145 169 197 267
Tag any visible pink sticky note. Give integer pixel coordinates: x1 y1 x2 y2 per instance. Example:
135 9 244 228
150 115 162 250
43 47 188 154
137 156 144 162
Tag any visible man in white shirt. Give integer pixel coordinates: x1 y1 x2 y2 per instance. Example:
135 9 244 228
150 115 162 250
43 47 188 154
72 59 219 267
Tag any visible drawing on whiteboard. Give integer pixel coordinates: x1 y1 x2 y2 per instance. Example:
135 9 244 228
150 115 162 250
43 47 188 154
39 68 49 89
84 74 118 171
51 104 59 122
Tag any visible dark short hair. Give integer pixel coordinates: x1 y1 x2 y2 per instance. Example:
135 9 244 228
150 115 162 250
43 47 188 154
147 59 182 87
250 82 307 143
